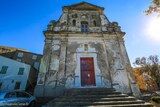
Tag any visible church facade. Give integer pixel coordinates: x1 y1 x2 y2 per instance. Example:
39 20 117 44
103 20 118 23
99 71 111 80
34 2 141 98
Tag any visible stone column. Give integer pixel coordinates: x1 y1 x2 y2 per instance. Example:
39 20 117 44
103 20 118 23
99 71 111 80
103 37 114 88
34 38 52 97
119 41 142 99
50 38 67 97
57 38 67 86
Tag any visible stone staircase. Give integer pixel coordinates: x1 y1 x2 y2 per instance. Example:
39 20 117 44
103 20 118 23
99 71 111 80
43 88 152 107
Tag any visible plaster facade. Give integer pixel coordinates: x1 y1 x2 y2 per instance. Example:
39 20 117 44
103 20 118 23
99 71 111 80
0 56 30 91
0 46 42 93
34 2 141 98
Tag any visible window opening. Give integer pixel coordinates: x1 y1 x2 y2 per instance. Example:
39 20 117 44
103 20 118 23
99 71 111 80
93 20 96 26
18 68 24 75
0 66 8 74
14 82 21 90
73 20 76 26
81 21 88 32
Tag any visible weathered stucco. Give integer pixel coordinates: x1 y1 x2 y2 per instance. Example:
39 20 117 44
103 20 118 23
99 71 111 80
34 2 141 98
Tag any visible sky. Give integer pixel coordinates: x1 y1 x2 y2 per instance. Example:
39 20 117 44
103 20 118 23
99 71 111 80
0 0 160 66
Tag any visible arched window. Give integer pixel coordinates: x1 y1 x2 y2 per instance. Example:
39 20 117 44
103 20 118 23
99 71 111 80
93 20 96 26
81 21 88 32
73 20 76 26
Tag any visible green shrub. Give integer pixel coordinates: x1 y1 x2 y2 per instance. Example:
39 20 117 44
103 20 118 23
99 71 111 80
151 96 160 103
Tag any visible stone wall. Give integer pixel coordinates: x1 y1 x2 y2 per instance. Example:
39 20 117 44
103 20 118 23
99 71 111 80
34 33 137 97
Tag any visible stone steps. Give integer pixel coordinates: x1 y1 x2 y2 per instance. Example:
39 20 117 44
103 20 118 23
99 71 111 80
86 103 152 107
53 100 144 105
65 88 116 92
65 91 122 96
43 88 152 107
59 94 129 98
54 96 136 102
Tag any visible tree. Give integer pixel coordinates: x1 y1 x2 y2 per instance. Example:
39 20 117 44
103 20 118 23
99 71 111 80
133 67 157 93
133 55 160 88
145 0 160 16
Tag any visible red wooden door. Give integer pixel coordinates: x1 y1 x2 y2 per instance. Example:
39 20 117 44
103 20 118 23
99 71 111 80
80 58 96 86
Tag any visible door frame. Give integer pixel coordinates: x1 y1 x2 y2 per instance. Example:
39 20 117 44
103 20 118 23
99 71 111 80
74 53 102 88
80 57 96 86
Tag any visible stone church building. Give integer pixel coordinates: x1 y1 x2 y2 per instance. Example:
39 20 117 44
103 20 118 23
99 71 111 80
34 2 141 98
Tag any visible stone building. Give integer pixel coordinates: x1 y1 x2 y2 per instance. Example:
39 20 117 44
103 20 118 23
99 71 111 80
0 46 42 93
34 2 141 97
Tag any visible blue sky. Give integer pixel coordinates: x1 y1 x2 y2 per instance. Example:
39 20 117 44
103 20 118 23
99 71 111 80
0 0 160 66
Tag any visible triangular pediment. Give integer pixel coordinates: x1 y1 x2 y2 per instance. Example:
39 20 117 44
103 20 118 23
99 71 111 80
63 2 104 11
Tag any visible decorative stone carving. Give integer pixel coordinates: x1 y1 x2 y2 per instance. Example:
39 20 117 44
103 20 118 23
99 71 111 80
52 40 60 45
52 45 60 50
72 14 78 18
